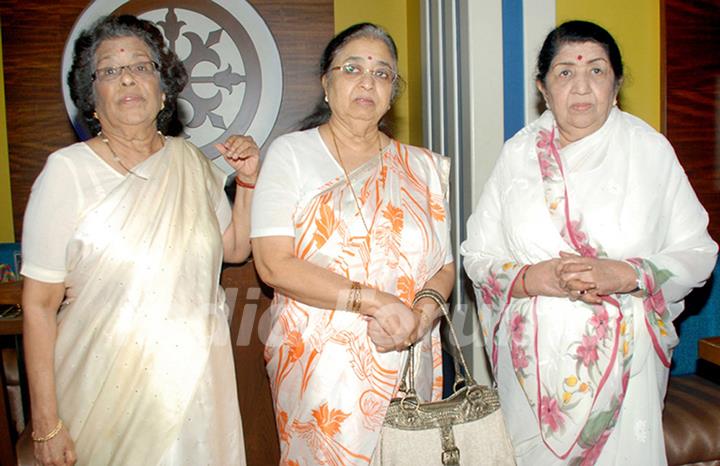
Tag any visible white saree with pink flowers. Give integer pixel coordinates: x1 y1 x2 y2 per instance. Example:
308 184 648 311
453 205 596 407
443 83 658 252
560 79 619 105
461 108 717 465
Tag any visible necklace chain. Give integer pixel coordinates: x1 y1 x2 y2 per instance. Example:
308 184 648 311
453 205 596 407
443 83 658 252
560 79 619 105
99 131 164 181
327 124 382 235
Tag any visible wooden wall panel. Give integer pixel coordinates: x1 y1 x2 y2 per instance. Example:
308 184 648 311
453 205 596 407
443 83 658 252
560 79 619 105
0 0 86 240
222 263 279 466
0 0 333 240
665 0 720 242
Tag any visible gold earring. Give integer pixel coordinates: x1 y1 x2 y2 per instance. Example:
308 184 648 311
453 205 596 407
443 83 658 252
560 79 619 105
93 111 99 119
324 95 328 103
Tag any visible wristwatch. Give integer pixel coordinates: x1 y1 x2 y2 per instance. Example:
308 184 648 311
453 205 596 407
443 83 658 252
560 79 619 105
629 276 645 294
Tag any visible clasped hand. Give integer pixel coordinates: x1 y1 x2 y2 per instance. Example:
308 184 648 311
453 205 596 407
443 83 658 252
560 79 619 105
363 290 423 353
528 252 636 304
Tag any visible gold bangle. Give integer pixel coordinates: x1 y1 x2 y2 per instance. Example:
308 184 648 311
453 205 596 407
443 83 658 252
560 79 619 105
32 419 63 442
352 281 362 313
346 281 362 313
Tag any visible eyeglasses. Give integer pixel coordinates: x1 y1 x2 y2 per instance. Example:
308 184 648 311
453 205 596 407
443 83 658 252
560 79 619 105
92 61 159 82
329 63 397 83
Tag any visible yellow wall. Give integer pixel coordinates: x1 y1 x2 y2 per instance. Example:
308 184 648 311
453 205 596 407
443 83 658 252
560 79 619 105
556 0 662 131
333 0 422 145
0 24 15 242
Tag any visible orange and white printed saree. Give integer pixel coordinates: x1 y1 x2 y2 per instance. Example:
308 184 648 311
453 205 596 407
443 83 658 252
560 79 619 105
264 139 451 465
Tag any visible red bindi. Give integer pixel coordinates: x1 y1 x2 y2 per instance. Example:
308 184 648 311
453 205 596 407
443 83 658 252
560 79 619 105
367 56 373 60
120 48 125 52
577 55 583 60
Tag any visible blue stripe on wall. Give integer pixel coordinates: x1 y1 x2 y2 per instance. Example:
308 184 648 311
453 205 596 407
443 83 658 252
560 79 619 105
502 0 525 141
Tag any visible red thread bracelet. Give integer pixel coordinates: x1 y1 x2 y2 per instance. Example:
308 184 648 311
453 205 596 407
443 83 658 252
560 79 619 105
520 265 532 297
235 176 256 190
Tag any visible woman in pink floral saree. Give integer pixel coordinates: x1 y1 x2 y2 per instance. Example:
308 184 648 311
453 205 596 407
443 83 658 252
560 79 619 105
251 24 454 465
461 21 717 465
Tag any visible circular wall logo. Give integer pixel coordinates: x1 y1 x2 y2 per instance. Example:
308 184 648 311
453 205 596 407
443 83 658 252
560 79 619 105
61 0 282 174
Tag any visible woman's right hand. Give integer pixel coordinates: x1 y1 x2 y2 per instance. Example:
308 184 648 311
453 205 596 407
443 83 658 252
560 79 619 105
33 424 77 466
363 290 418 352
523 258 594 298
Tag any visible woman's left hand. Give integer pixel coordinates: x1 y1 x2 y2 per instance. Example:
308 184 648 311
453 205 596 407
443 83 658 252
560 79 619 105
215 135 260 185
367 308 435 353
558 251 637 302
366 314 418 353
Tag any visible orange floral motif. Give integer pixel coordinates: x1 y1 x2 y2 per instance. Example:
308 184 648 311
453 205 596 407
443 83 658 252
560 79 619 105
383 204 404 233
311 403 351 438
313 204 336 249
379 165 388 186
429 200 446 221
396 275 415 305
278 410 291 443
286 330 305 362
284 460 299 466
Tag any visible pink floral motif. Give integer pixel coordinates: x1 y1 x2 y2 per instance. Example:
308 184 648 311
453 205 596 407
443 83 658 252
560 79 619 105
576 335 599 367
510 313 525 344
566 220 598 258
538 152 554 179
644 288 667 317
487 274 502 296
480 285 493 305
579 431 611 466
540 395 565 433
510 341 529 370
479 272 505 307
537 129 554 149
589 307 609 340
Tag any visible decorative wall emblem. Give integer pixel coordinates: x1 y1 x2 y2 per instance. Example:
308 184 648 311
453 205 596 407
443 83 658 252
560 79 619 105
61 0 282 173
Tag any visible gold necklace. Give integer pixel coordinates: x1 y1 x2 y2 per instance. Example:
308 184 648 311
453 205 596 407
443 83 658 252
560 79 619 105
327 124 382 235
99 131 164 181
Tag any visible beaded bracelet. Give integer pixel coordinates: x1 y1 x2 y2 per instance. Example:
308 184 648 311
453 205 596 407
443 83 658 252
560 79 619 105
32 419 63 443
235 176 256 190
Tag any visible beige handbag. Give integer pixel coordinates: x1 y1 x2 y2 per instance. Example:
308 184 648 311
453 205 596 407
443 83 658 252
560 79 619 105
371 301 515 466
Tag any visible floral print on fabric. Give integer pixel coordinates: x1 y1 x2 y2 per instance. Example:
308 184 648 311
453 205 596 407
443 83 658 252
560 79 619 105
267 141 451 464
626 258 676 367
505 127 635 461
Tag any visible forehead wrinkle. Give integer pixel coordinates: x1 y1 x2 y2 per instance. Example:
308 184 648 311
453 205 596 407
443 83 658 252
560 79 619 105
342 55 393 68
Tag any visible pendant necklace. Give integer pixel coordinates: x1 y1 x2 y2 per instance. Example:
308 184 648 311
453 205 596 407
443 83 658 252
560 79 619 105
99 131 164 181
328 124 382 235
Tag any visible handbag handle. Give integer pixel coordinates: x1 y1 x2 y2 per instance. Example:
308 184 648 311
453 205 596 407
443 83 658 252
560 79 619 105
398 291 477 398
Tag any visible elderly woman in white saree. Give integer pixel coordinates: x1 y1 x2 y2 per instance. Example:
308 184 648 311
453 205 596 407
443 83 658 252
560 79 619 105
20 15 257 466
252 23 454 464
461 21 717 465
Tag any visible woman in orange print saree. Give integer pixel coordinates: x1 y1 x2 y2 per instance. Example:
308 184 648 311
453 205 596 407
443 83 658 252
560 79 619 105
251 24 454 465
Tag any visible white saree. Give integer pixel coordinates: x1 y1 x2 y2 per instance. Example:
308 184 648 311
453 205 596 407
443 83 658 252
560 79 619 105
461 108 717 465
51 137 244 465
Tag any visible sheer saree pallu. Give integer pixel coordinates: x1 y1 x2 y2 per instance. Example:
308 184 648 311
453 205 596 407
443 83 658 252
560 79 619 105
463 108 716 465
266 141 451 465
52 137 243 465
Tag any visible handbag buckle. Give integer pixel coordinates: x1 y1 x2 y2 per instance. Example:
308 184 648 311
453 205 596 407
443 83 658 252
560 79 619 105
441 447 460 465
